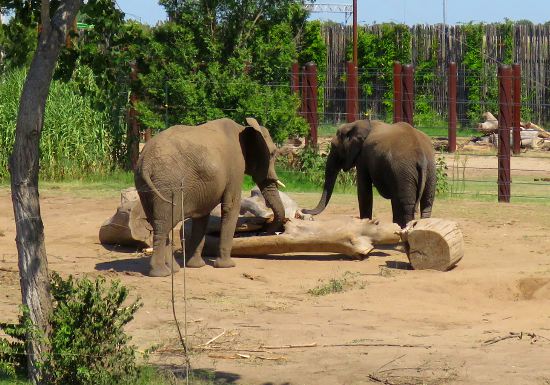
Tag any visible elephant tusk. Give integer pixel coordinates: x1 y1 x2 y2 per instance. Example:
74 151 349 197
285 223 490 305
276 180 286 188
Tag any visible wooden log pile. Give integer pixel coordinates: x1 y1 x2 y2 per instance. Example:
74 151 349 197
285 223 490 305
469 112 550 151
101 189 464 271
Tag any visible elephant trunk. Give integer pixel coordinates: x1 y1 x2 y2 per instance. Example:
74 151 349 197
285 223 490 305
302 149 341 216
258 180 285 234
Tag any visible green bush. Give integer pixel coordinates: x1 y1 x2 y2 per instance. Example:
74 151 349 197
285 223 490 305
435 156 450 195
0 68 119 180
0 273 142 385
278 146 356 191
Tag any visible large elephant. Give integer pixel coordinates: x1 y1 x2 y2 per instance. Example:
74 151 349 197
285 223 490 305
303 119 436 228
135 117 285 277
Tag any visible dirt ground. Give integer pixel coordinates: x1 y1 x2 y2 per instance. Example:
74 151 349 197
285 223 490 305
1 156 550 385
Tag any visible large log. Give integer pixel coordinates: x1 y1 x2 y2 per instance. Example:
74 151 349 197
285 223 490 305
401 218 464 271
201 218 402 258
99 188 151 247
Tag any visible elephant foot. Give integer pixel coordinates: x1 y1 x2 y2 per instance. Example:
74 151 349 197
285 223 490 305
214 257 236 268
149 264 172 277
186 255 206 268
166 260 181 273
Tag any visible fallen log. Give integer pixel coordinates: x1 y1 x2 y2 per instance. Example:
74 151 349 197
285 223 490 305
99 193 151 247
202 218 402 258
401 218 464 271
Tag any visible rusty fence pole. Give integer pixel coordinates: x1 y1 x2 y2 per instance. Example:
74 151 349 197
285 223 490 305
498 65 512 203
346 61 359 122
305 62 318 148
128 63 141 169
393 61 403 123
402 64 414 126
300 66 307 118
448 61 457 152
291 62 300 95
512 63 521 155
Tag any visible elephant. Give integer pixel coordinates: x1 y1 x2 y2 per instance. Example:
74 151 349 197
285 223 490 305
302 119 436 228
134 117 285 277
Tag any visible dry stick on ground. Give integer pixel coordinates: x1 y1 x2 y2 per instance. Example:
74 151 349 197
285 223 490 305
324 343 432 349
483 331 550 346
201 330 226 346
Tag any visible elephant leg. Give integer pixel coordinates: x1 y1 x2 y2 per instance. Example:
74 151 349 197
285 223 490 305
357 169 373 219
391 198 415 228
150 230 172 277
186 215 210 268
215 190 240 268
420 164 436 219
164 234 180 274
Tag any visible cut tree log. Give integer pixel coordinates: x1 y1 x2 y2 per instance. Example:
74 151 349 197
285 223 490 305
201 218 402 258
99 189 151 247
401 218 464 271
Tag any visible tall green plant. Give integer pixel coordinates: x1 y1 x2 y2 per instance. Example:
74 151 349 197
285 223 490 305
0 68 117 180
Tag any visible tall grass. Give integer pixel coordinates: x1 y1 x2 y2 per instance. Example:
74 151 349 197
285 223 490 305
0 68 119 181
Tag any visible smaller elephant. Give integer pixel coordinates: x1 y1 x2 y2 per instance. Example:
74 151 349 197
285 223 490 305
135 117 285 277
302 119 436 228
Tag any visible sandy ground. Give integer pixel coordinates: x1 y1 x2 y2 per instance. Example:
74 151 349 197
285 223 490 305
1 172 550 384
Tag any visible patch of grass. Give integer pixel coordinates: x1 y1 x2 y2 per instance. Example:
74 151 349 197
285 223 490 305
308 272 365 296
0 376 30 385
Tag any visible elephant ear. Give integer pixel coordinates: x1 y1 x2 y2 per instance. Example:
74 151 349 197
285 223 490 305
339 120 369 171
241 117 271 177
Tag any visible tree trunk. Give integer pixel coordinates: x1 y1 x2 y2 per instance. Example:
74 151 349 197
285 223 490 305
202 218 402 258
401 218 464 271
8 2 80 383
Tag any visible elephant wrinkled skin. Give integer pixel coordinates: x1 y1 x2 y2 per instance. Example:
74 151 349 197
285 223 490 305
303 119 436 228
135 117 285 277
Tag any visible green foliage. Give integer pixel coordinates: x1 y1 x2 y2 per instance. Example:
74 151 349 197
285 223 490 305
0 310 31 378
353 24 411 118
435 156 450 195
308 272 365 296
0 68 119 180
0 273 142 385
278 146 356 191
133 22 308 143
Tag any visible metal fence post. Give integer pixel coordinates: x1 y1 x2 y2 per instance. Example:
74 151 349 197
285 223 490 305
346 61 358 122
448 61 457 152
402 64 414 126
300 66 307 118
291 62 300 95
393 61 402 123
512 63 521 155
498 65 512 203
305 62 318 148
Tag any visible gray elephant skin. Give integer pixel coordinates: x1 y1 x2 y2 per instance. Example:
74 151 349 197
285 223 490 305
303 119 436 228
135 117 285 277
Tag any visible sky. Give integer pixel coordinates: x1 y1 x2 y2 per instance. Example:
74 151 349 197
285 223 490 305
115 0 550 26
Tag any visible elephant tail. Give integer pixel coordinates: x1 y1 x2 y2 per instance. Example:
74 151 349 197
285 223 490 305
139 168 175 206
415 160 428 215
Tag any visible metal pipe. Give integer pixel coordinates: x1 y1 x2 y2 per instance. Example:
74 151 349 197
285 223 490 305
448 62 457 152
498 65 512 203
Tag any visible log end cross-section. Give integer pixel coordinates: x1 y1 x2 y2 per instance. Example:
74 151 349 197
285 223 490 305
401 218 464 271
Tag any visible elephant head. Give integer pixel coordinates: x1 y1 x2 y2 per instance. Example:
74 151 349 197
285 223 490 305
241 117 285 233
302 119 371 216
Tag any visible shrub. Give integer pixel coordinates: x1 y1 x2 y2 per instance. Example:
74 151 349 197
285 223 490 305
435 155 450 195
0 273 142 385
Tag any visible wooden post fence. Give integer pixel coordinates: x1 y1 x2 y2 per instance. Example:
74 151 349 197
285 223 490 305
498 65 512 203
346 61 359 122
448 62 457 152
393 61 403 123
402 64 415 126
305 62 318 148
512 63 521 155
